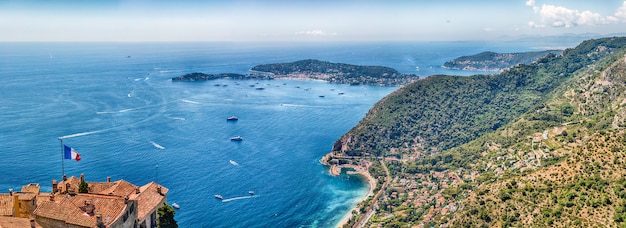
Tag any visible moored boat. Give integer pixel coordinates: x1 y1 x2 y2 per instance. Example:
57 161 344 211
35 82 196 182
215 195 223 200
227 116 238 121
171 203 180 209
230 136 243 141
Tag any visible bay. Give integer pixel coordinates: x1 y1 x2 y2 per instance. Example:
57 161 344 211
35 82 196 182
0 40 575 227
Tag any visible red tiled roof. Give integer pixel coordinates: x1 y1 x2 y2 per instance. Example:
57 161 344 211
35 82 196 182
131 182 168 220
0 195 13 216
99 180 138 197
34 194 127 227
58 176 81 193
88 182 116 194
0 216 42 228
17 192 36 201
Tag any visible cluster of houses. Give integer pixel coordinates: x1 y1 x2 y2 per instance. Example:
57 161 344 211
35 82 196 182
0 174 168 228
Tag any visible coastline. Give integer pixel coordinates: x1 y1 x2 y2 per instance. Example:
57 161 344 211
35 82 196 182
320 155 376 228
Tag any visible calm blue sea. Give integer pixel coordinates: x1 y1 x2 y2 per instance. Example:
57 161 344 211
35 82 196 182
0 40 577 227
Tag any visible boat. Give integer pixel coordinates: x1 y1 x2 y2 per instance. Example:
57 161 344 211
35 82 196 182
230 136 243 141
215 195 223 200
226 116 238 121
229 160 239 166
249 191 254 195
171 203 180 209
338 92 344 95
255 87 265 90
319 95 325 98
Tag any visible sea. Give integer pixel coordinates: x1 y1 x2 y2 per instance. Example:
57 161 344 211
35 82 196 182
0 40 580 227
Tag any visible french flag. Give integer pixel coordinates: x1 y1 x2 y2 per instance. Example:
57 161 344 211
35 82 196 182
63 145 81 161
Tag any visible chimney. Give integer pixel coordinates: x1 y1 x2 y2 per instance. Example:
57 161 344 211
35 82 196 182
52 180 58 194
13 194 19 217
62 174 67 181
107 176 111 183
96 214 104 228
84 200 95 215
124 196 129 204
157 186 162 195
135 188 140 194
30 219 36 228
80 173 85 182
65 183 70 194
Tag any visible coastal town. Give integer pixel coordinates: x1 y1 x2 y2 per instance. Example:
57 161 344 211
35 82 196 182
0 174 172 228
323 124 560 227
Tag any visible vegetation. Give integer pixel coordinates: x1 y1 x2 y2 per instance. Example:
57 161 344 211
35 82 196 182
443 50 562 71
172 59 420 86
157 204 178 228
171 72 272 81
326 37 626 227
78 178 88 193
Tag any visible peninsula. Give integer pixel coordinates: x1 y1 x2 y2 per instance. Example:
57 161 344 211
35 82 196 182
443 49 562 72
171 59 419 86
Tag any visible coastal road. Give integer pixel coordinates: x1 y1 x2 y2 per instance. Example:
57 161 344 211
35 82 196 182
354 160 390 228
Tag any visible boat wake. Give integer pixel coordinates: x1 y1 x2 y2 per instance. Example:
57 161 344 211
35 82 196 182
150 141 165 149
221 195 257 203
59 129 108 139
181 99 201 104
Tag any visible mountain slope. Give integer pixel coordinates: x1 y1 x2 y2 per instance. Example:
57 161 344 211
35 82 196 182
443 50 562 71
328 37 626 227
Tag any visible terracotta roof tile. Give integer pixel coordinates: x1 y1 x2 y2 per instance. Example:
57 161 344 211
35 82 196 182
132 182 168 220
17 192 36 201
58 176 81 193
89 182 116 194
34 194 127 227
0 195 13 216
99 180 138 197
0 216 42 228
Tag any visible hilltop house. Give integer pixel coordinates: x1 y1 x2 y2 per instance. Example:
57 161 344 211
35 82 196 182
0 174 169 228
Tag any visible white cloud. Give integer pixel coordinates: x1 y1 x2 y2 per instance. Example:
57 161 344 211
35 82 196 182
483 27 494 32
526 1 626 28
294 29 337 36
616 1 626 20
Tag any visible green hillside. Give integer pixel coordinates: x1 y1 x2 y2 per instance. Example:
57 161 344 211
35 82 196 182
443 50 562 71
327 37 626 227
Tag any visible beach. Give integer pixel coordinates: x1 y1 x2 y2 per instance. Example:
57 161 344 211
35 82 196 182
321 155 377 228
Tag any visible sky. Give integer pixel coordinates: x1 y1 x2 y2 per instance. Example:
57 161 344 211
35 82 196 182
1 0 625 42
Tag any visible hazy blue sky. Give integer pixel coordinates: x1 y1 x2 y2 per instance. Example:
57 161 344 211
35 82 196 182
1 0 625 42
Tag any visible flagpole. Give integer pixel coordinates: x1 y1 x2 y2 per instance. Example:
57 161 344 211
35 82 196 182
59 137 65 177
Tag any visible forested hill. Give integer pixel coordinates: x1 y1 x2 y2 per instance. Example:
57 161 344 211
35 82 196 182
330 37 626 227
172 59 420 86
251 59 420 86
443 50 563 72
332 37 626 157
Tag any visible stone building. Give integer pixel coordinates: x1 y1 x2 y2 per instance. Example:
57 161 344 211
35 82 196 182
0 174 169 228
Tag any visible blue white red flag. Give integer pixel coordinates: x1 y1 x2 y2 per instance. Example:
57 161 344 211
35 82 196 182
63 145 81 161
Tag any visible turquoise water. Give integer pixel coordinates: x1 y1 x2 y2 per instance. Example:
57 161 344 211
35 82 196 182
0 41 573 227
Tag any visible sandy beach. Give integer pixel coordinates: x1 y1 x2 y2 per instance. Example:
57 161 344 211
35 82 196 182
327 163 377 227
320 155 377 227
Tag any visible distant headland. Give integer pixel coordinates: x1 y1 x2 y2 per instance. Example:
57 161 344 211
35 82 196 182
171 59 420 86
443 50 562 72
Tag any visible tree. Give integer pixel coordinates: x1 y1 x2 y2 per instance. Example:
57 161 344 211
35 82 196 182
158 204 178 228
78 178 88 193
